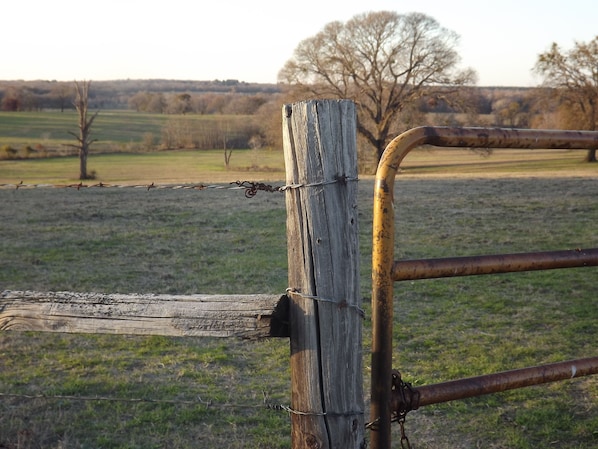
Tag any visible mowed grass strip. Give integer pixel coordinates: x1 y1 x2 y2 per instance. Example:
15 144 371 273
1 146 597 187
0 149 286 185
0 165 597 447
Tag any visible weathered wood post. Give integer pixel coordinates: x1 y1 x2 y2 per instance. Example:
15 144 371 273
282 99 364 449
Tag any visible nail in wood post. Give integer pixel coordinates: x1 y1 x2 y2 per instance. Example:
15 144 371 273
282 100 364 449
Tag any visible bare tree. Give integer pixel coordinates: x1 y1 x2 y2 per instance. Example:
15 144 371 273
69 80 99 179
534 37 598 162
278 11 476 161
219 121 233 169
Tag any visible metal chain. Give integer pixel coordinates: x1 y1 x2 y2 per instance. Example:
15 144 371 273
398 412 412 449
391 370 419 449
364 369 419 447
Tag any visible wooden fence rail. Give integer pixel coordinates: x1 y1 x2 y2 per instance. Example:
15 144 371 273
0 290 288 338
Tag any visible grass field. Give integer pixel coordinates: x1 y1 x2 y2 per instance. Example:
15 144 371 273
0 110 167 152
1 145 597 187
1 147 597 448
0 148 286 185
1 110 598 449
0 110 255 158
2 109 598 180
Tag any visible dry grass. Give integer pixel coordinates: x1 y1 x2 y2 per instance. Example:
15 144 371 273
398 147 598 178
2 145 597 187
0 149 285 186
0 154 597 448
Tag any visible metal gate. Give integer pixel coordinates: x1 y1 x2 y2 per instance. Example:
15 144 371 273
369 127 598 449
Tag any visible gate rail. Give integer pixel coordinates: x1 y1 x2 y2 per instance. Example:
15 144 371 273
393 247 598 280
370 127 598 449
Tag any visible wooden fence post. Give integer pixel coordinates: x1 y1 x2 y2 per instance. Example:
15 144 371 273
282 100 364 449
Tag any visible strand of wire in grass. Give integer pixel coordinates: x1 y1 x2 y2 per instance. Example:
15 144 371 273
0 391 218 406
0 391 273 411
285 288 365 318
0 391 362 418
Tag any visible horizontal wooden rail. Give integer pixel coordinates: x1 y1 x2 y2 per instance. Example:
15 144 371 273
393 247 598 281
0 290 289 339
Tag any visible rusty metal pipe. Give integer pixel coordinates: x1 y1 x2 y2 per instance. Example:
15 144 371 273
413 356 598 408
370 127 598 449
393 247 598 281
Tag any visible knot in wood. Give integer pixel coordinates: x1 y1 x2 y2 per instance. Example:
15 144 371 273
305 434 321 449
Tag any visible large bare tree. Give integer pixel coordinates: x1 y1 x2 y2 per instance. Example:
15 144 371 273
278 11 476 161
534 37 598 162
69 80 99 179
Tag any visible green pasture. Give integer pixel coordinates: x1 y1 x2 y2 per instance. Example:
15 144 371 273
1 109 597 185
0 157 596 448
0 110 254 156
0 110 162 149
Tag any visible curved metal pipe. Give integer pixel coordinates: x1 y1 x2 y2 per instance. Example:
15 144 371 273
370 127 598 449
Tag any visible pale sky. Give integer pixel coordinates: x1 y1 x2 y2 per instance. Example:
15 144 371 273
3 0 597 87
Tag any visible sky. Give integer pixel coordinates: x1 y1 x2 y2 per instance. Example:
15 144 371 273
3 0 597 87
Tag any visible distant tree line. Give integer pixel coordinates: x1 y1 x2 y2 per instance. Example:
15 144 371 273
0 78 536 120
127 91 270 115
0 79 280 112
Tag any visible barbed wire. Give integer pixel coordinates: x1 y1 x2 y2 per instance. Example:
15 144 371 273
0 180 282 198
0 176 358 198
